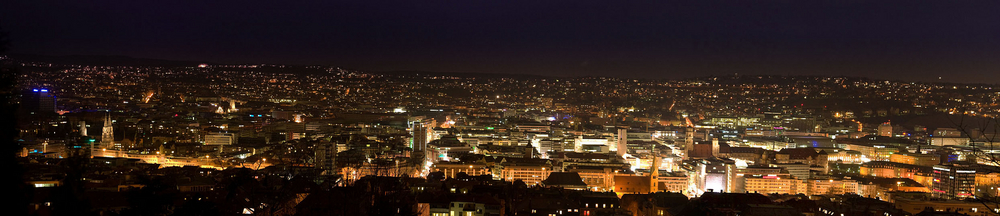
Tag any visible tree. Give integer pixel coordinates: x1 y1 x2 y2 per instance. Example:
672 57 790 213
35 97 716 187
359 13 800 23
947 113 1000 214
456 172 470 180
427 171 445 182
50 154 96 216
120 174 178 216
0 26 30 216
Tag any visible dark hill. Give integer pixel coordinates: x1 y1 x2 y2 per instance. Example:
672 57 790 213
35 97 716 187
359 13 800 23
8 54 209 67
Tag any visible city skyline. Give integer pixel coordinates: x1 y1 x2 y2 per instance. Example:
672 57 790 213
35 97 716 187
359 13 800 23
2 1 999 83
6 2 1000 216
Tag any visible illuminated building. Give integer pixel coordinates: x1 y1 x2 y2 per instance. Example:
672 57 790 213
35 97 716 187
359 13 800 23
743 176 805 195
930 137 969 146
432 162 491 179
688 140 728 159
733 166 789 193
804 178 862 195
975 170 1000 196
689 158 736 195
515 124 550 133
860 161 934 187
684 127 694 159
720 147 769 165
574 135 613 153
79 120 87 137
204 133 235 146
614 175 654 196
775 148 829 174
771 163 811 180
428 136 473 162
889 152 940 166
95 113 114 158
840 142 900 161
500 164 552 186
878 121 893 137
743 137 796 151
821 148 865 164
656 172 689 196
412 121 433 153
814 179 860 195
711 138 720 157
616 128 626 157
932 163 976 199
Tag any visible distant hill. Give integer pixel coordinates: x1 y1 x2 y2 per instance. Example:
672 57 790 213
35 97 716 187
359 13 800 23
7 54 209 67
375 70 554 80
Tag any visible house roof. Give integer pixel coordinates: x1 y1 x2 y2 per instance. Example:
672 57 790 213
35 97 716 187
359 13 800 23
542 172 587 187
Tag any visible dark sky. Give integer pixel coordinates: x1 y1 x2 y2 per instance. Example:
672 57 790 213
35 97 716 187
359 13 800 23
2 1 999 83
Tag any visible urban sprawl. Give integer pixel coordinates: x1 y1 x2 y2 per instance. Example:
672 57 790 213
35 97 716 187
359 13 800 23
14 59 1000 216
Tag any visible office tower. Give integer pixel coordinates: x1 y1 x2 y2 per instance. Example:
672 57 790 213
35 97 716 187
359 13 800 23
932 163 976 199
685 127 694 159
24 88 56 114
316 142 337 175
412 122 431 152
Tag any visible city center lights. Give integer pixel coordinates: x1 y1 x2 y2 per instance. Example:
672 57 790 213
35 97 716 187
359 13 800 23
7 1 997 215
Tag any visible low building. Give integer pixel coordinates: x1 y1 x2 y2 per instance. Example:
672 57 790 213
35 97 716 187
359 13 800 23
894 198 991 216
542 172 588 190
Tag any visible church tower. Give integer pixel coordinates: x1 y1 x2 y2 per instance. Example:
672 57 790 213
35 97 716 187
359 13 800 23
649 144 661 192
101 113 114 150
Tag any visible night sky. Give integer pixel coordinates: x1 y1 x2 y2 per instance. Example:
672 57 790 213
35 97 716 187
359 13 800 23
2 1 998 83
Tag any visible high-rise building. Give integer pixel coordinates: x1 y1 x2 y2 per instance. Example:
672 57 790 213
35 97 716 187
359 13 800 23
79 120 87 137
23 88 56 114
617 128 627 157
932 163 976 199
684 127 694 159
315 141 337 175
412 122 433 153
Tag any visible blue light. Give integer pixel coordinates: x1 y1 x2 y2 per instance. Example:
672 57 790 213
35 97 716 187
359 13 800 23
41 89 49 92
32 89 39 92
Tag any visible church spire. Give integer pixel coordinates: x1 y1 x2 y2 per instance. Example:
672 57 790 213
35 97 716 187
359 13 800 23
101 112 114 150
